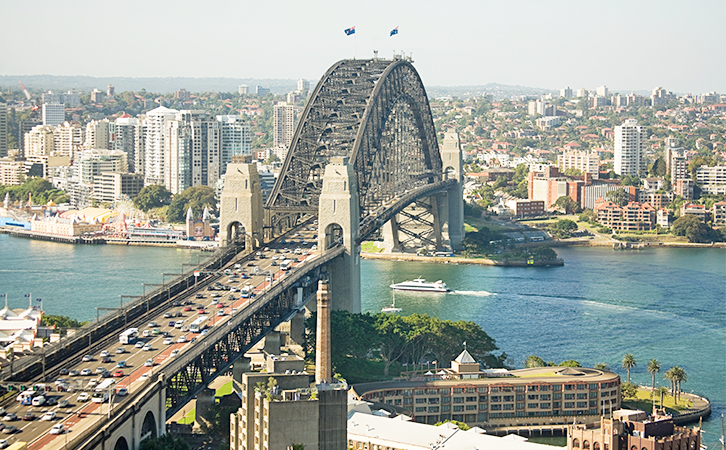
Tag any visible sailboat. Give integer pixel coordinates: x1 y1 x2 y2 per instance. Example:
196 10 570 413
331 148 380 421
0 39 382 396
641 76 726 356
381 286 402 313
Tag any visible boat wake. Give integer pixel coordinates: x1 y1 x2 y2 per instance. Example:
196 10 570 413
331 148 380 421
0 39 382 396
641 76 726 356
450 290 497 297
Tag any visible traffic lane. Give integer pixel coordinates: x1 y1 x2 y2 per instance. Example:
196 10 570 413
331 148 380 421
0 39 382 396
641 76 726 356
28 401 103 450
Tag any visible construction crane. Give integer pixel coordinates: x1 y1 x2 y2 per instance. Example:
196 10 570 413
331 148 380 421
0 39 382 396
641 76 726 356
18 81 40 111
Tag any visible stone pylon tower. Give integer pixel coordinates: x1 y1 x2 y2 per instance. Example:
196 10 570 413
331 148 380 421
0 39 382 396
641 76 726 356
315 280 331 384
317 157 361 313
440 131 465 250
219 163 263 248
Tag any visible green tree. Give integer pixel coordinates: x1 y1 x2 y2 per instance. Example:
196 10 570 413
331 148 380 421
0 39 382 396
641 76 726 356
166 186 217 223
647 359 661 393
621 381 638 400
373 314 411 376
199 401 238 438
648 157 666 177
133 185 172 211
670 366 687 403
549 218 578 239
622 353 636 383
513 163 529 183
552 195 580 214
530 245 557 261
42 315 86 328
525 355 547 368
606 188 629 207
671 215 721 243
559 359 582 367
594 363 611 371
620 175 641 187
139 434 191 450
434 420 470 430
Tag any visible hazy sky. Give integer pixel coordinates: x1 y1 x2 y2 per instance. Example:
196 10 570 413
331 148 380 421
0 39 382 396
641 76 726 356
1 0 724 94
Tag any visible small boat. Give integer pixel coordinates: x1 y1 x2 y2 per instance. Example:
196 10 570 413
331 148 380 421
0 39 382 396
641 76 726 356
390 277 449 293
381 288 402 313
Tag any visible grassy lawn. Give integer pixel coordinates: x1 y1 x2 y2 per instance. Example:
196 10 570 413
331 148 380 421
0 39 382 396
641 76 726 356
464 216 515 232
361 241 384 253
178 408 195 424
215 381 233 398
623 388 692 414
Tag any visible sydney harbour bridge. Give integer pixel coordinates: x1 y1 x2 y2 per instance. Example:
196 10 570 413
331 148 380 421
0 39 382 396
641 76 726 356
3 57 464 450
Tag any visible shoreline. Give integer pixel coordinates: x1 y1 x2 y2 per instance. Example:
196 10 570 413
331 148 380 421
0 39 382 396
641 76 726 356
361 252 564 267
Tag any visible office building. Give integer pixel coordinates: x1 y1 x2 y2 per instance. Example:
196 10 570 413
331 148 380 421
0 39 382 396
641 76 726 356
273 103 296 148
614 119 647 176
91 172 144 204
216 115 252 174
557 150 600 178
114 114 139 172
142 106 179 186
0 103 7 157
255 86 270 96
238 85 248 95
42 103 65 126
576 88 588 98
53 122 84 158
351 350 621 430
527 99 554 117
165 110 220 194
560 86 573 99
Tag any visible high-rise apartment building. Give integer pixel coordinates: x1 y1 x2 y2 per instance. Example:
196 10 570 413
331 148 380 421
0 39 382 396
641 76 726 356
17 119 40 157
296 78 310 94
596 85 609 97
114 114 138 172
273 103 296 148
576 87 588 98
142 106 179 186
238 85 248 95
164 110 220 194
0 103 7 157
134 120 147 176
84 119 111 150
42 103 65 126
557 150 600 178
560 86 572 98
25 125 56 157
614 119 647 176
53 122 84 158
651 87 674 107
255 86 270 96
216 115 251 174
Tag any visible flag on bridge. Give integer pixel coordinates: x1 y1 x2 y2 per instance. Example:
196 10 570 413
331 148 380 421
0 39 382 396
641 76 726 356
344 26 355 36
390 26 398 36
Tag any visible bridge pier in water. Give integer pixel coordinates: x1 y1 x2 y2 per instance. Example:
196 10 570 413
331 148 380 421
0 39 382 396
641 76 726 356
317 157 361 313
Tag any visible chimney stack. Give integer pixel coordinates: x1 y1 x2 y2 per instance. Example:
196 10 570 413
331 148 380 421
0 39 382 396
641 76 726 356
315 280 332 384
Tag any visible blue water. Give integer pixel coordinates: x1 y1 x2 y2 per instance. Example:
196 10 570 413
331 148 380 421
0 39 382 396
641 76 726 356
0 234 200 320
0 235 723 446
360 247 725 448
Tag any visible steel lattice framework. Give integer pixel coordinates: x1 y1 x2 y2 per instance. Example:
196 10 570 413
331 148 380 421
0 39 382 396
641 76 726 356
267 58 443 227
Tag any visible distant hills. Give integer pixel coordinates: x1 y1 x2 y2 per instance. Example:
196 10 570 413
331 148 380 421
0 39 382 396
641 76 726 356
0 75 650 99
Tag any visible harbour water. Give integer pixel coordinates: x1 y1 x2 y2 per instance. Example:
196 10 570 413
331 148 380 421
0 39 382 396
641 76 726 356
0 234 723 446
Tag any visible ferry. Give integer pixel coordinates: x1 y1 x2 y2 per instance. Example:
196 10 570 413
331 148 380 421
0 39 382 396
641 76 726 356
389 278 449 293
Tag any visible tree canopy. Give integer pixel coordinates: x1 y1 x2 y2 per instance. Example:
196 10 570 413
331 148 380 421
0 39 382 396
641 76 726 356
0 177 69 206
139 435 190 450
166 186 217 223
552 195 580 214
133 185 172 211
671 215 723 243
606 188 629 207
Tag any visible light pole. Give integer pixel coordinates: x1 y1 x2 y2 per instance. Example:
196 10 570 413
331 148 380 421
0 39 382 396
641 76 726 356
142 284 161 313
181 264 196 289
162 273 180 301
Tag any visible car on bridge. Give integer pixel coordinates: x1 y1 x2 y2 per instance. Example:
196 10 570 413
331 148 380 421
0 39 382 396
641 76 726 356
1 426 17 435
49 424 64 435
142 343 153 351
41 411 56 421
164 312 173 318
116 361 126 368
144 359 154 367
100 350 110 357
168 321 176 327
170 349 179 357
82 355 93 362
177 336 187 343
135 341 145 348
69 369 79 377
101 355 112 363
80 369 92 376
31 396 45 406
112 370 124 378
163 338 173 345
77 393 90 402
2 413 16 422
22 413 36 421
116 347 126 354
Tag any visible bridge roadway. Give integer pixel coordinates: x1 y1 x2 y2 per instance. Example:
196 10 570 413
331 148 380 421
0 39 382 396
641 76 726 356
2 223 325 450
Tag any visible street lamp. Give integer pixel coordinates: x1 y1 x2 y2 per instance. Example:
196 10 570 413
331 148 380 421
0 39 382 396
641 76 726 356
162 273 180 301
181 263 196 289
142 284 161 313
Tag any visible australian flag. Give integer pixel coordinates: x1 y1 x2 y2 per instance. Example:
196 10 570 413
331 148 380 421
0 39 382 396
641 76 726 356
390 27 398 37
344 26 355 36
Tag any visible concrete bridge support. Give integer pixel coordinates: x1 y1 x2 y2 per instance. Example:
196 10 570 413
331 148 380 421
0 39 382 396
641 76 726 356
317 157 361 313
219 163 263 248
440 131 465 251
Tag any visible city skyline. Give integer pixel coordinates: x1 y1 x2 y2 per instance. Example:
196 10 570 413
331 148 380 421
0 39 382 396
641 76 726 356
0 0 724 94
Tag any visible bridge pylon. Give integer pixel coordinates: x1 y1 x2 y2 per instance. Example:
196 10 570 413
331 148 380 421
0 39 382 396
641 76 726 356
440 131 465 250
317 157 361 313
219 163 264 248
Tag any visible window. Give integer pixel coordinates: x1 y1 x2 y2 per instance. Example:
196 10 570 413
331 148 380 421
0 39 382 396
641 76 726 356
565 385 574 391
528 385 539 391
466 405 477 411
453 388 463 394
415 406 426 412
479 396 488 402
490 404 502 411
478 387 488 393
577 385 586 390
540 394 551 400
415 389 425 395
415 398 426 404
466 388 476 393
503 395 514 402
503 404 514 410
577 402 587 408
565 394 575 400
479 404 488 411
442 397 450 404
553 393 562 399
516 394 525 401
565 402 575 408
517 403 525 410
528 395 539 400
453 397 464 404
428 398 439 404
441 405 450 412
540 403 551 409
573 438 580 448
590 392 598 398
403 398 413 405
453 405 464 412
465 396 477 402
428 406 439 413
491 396 501 402
528 403 538 409
553 402 561 408
577 393 588 399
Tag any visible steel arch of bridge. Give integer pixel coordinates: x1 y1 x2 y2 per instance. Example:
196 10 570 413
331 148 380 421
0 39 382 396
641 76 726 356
266 57 443 226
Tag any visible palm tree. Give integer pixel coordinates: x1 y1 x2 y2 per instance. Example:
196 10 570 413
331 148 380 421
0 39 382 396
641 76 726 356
654 386 669 408
671 366 687 404
622 354 636 383
647 359 661 392
664 368 676 399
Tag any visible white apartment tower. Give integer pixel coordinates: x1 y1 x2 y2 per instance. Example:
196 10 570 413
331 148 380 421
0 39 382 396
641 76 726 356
24 125 55 157
596 85 609 98
614 119 647 176
0 103 7 157
164 110 220 194
53 122 84 158
114 114 139 172
273 103 296 148
216 115 252 173
143 106 179 186
557 150 600 178
42 103 65 126
134 120 147 177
